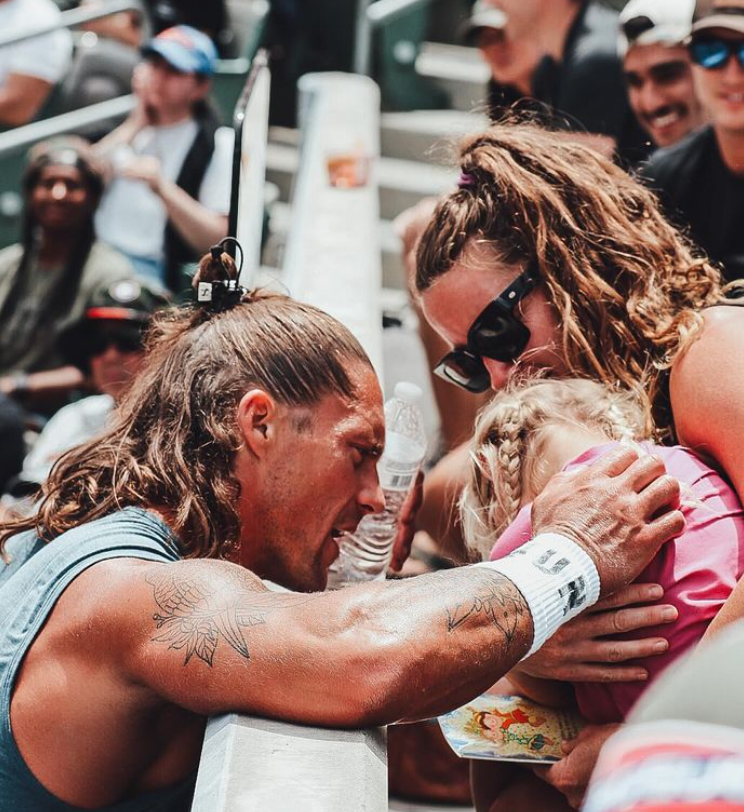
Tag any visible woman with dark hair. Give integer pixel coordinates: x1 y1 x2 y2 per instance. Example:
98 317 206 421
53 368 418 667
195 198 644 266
412 120 744 808
0 136 135 413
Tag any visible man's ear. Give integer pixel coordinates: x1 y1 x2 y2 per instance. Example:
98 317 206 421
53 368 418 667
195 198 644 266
236 389 277 458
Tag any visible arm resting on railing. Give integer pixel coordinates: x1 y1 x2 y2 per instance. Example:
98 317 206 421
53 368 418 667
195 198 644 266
73 557 535 729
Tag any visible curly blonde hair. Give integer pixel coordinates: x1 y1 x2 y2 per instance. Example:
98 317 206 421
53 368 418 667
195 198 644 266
415 122 729 438
460 378 649 562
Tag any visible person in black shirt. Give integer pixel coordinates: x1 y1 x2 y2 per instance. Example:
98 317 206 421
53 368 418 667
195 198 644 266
474 0 648 164
460 0 541 119
641 0 744 283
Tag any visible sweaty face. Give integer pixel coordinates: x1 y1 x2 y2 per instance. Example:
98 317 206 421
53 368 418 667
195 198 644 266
30 165 94 233
243 362 386 592
420 241 566 392
624 44 705 147
692 30 744 134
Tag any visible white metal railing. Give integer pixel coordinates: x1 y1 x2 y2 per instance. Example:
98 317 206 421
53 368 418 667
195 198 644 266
0 95 136 159
0 0 143 49
354 0 435 75
191 75 387 810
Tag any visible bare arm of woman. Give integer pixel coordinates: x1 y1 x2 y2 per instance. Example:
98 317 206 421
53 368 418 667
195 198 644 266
671 305 744 640
416 443 474 563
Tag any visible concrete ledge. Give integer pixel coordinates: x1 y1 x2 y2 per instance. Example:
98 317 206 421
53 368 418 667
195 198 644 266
192 714 388 812
281 72 385 376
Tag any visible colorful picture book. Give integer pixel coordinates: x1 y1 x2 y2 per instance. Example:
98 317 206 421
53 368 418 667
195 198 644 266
438 693 585 764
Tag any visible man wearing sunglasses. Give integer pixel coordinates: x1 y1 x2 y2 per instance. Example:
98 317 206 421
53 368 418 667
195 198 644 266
9 279 167 494
641 0 744 282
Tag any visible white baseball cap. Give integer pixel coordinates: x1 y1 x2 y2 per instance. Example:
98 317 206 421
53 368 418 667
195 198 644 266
618 0 696 55
459 0 508 43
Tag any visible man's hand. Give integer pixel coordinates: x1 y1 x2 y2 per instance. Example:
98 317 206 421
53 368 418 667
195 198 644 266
121 156 164 194
531 446 684 597
534 724 621 809
520 583 678 682
390 471 424 571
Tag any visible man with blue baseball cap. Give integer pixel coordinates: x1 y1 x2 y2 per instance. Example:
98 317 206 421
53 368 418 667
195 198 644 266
94 25 232 292
141 23 217 76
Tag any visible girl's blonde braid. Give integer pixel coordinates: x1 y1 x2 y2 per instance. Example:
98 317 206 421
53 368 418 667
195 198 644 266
461 396 542 562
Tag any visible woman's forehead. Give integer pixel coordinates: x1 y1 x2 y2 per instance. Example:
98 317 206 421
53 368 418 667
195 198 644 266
36 164 83 182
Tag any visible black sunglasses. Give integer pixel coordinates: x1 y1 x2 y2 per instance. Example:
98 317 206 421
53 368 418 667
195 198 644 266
433 269 537 394
690 37 744 70
88 329 143 357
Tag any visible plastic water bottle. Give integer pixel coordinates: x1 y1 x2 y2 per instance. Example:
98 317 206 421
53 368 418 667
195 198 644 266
328 382 427 588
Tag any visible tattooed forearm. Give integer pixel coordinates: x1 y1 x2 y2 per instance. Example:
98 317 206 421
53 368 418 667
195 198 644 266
445 572 529 648
146 565 312 667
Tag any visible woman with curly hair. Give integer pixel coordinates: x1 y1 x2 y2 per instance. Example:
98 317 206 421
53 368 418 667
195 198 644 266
412 120 744 806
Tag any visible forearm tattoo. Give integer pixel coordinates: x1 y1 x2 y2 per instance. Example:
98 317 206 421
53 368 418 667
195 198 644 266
146 566 311 668
444 572 529 648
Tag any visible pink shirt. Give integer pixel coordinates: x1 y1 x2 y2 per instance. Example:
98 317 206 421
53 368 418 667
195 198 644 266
490 441 744 724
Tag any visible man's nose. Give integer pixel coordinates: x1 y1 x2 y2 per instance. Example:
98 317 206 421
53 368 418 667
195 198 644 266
640 81 665 114
359 471 385 517
96 342 121 362
484 357 513 391
722 54 744 82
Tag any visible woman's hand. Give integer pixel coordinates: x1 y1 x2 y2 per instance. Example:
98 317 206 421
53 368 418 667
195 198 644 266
390 471 425 571
519 583 678 682
534 723 621 809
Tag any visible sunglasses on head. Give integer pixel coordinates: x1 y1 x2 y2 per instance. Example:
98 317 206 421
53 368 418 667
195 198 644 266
433 268 537 394
690 37 744 70
88 329 143 357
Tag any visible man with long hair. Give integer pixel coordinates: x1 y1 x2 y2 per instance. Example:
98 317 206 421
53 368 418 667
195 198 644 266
0 254 683 810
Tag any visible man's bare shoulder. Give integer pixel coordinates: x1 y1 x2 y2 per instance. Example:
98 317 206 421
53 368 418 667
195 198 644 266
55 557 288 660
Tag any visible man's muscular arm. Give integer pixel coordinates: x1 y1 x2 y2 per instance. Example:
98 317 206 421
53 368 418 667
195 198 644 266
109 558 533 728
93 447 683 729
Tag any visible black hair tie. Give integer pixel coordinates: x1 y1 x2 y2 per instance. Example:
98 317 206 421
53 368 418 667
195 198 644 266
197 237 247 313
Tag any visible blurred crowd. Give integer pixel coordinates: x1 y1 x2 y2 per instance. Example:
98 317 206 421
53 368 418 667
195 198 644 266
0 5 236 501
462 0 744 283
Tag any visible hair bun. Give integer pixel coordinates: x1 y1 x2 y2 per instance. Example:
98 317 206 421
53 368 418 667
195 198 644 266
193 250 239 288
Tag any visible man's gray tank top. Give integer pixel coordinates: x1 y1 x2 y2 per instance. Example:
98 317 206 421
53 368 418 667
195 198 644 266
0 507 196 811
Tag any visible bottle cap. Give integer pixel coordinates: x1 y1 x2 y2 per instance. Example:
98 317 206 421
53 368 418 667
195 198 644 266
393 382 422 403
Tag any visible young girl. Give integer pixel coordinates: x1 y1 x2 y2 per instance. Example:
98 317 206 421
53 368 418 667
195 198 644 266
460 378 744 812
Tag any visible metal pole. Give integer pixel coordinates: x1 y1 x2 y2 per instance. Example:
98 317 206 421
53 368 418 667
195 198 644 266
0 95 137 159
353 0 374 75
367 0 432 27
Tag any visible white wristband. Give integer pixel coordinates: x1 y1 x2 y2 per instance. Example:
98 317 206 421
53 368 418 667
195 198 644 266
477 533 601 657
